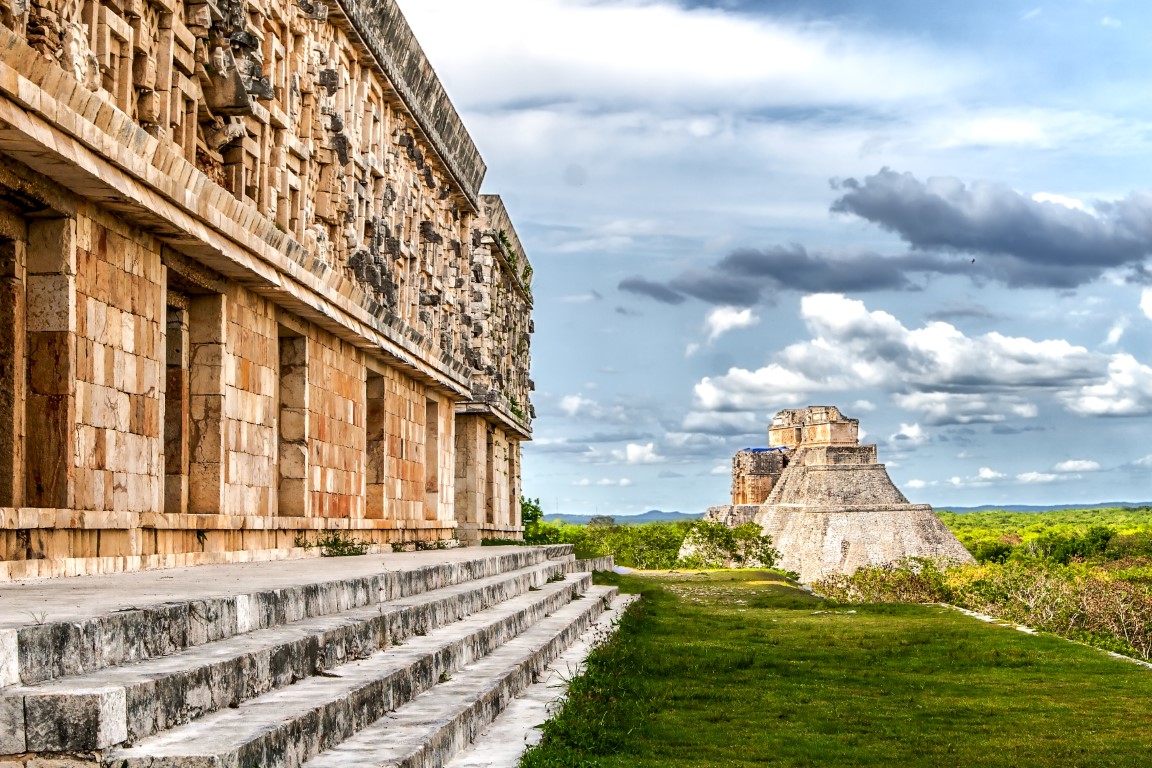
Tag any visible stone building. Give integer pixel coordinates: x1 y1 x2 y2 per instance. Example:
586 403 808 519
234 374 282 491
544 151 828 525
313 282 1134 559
702 406 974 582
0 0 534 580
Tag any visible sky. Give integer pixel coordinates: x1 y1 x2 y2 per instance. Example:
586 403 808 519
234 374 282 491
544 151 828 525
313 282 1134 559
394 0 1152 515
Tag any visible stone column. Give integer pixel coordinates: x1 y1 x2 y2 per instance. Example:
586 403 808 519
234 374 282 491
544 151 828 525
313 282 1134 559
0 237 25 507
277 335 309 517
188 294 226 514
24 218 76 510
164 299 190 515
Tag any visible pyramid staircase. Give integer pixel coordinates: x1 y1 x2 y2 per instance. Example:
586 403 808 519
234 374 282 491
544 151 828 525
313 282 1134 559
0 546 629 767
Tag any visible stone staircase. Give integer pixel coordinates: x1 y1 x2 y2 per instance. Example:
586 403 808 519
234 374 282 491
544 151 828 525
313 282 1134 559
0 545 627 767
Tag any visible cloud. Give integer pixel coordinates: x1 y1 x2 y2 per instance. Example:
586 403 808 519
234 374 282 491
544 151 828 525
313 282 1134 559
1054 460 1100 473
694 294 1100 423
978 467 1006 480
618 276 687 305
710 464 730 476
705 306 759 343
395 0 979 114
560 290 603 304
621 245 917 307
1142 289 1152 320
1017 471 1061 484
1105 318 1129 347
830 169 1152 288
1062 354 1152 416
658 470 686 479
1100 16 1122 29
906 479 929 490
1135 455 1152 468
894 393 1038 425
1022 8 1042 21
612 442 665 464
890 423 928 446
559 395 597 417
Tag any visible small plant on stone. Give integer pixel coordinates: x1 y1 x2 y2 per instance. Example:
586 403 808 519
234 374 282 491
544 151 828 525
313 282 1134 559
312 531 370 557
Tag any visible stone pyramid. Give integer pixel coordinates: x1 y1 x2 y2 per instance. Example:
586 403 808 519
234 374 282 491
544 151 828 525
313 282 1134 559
702 406 974 582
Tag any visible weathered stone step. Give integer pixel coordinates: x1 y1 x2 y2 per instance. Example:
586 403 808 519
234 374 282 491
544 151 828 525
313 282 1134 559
301 586 620 768
104 574 592 768
8 549 565 688
1 559 569 754
445 592 640 768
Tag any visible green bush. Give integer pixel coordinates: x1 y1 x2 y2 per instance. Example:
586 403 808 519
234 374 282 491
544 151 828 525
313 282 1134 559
678 521 779 569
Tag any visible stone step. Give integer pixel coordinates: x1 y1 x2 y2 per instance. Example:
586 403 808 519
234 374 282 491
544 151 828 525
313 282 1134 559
1 559 570 755
8 548 564 688
301 585 620 768
105 574 593 768
445 593 640 768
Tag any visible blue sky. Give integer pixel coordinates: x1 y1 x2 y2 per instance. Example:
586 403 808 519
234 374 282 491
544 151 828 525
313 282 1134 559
396 0 1152 514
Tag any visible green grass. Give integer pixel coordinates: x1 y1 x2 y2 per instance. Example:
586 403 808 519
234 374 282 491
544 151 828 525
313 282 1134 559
523 571 1152 767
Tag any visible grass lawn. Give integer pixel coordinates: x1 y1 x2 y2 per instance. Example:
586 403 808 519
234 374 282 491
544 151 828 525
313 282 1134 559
522 571 1152 767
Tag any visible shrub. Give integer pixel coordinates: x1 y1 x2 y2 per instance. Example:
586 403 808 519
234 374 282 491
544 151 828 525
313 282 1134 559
678 521 779 569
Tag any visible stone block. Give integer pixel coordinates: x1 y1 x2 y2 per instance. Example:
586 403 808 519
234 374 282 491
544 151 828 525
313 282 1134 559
27 218 77 276
24 687 127 751
0 693 25 754
0 629 18 689
26 275 76 332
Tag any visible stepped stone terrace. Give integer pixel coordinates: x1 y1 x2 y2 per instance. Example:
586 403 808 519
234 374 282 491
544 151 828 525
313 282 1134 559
0 0 535 580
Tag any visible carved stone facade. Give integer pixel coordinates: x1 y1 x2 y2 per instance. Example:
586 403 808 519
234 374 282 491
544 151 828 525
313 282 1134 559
0 0 533 580
698 406 974 582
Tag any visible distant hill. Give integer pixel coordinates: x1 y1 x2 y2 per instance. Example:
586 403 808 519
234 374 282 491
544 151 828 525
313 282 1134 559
543 510 704 526
939 502 1152 514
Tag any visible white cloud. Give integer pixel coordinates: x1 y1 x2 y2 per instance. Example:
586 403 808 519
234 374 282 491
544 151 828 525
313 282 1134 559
852 399 877 412
694 294 1097 423
1136 455 1152 468
705 306 760 343
1101 16 1122 29
1032 192 1090 213
895 392 1038 425
1054 460 1100 473
1063 354 1152 416
978 467 1006 480
1017 471 1061 484
612 442 664 464
890 423 928 446
1142 289 1152 321
1022 8 1042 21
710 464 730 476
1104 318 1129 347
685 343 701 358
396 0 978 114
560 395 597 417
574 477 634 487
907 479 929 490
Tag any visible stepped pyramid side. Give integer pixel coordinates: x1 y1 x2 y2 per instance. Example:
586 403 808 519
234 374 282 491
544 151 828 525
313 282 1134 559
700 406 974 582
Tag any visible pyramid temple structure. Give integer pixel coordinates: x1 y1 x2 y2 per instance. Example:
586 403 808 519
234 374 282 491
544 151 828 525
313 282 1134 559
702 406 974 582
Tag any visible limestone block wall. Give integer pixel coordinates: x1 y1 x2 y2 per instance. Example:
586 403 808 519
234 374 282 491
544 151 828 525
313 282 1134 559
0 0 536 579
731 450 784 506
453 415 523 542
222 286 278 517
305 330 366 520
75 207 165 515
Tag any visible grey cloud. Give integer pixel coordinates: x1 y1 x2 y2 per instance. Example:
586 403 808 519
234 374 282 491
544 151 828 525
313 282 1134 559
658 470 687 479
925 304 1000 323
832 168 1152 285
617 276 686 305
621 245 916 307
